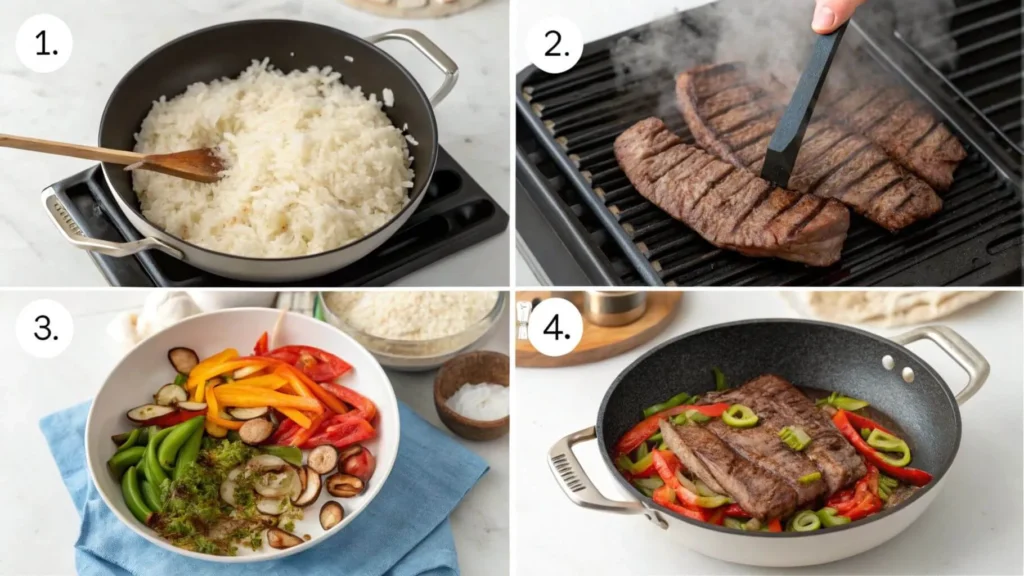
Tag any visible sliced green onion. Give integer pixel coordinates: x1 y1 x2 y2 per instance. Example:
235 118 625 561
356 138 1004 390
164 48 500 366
642 391 691 418
694 478 719 498
816 507 852 528
670 413 688 426
816 391 869 411
867 429 912 467
173 373 187 386
724 517 746 530
685 409 711 424
635 441 649 461
722 404 758 428
779 426 812 451
788 510 821 532
632 476 664 497
712 367 728 391
798 471 822 484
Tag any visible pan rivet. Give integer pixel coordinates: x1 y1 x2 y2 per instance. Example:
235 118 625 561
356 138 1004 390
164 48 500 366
882 355 895 370
902 367 915 383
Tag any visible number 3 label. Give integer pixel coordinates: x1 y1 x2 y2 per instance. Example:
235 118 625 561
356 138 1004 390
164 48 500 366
527 17 583 75
16 299 73 359
16 14 73 73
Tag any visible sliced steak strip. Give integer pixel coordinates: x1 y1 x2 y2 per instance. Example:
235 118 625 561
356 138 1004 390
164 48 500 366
660 420 798 521
614 118 850 267
658 419 727 495
704 375 866 494
703 418 827 507
825 85 966 191
677 64 943 232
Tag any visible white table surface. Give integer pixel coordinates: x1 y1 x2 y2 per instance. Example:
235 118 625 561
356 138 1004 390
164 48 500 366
513 290 1023 575
0 290 509 576
514 0 713 285
0 0 510 287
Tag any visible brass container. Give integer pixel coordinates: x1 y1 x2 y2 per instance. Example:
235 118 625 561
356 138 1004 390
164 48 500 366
583 291 647 327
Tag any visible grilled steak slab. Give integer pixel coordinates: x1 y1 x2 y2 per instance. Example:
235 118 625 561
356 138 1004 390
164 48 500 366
660 420 798 521
614 117 850 267
677 64 943 232
705 375 866 494
826 85 966 191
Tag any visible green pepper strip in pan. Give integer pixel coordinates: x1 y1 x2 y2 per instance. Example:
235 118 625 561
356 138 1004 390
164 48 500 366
833 410 932 486
815 391 869 411
816 507 851 528
798 471 821 484
787 510 821 532
866 429 912 467
712 368 728 391
722 404 758 428
643 392 691 418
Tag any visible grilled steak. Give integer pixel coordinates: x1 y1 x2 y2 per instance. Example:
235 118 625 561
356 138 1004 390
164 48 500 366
614 117 850 267
660 420 798 521
703 417 827 507
658 419 728 495
677 63 943 232
825 85 966 191
704 375 866 494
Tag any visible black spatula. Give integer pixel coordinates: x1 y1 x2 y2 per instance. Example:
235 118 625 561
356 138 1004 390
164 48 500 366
760 22 849 189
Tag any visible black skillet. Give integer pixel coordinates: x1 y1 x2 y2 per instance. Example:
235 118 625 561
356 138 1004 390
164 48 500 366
549 319 988 566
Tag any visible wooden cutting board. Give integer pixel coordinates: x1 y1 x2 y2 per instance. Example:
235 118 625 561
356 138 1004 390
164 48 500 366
515 292 682 368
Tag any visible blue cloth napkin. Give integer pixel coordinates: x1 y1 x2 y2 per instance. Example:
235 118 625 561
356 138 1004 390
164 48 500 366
41 401 488 576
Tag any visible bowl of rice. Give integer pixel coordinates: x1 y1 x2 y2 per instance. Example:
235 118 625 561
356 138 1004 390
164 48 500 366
60 20 458 283
317 291 507 371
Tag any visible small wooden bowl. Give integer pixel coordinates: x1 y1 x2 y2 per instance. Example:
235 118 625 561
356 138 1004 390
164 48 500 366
434 351 510 441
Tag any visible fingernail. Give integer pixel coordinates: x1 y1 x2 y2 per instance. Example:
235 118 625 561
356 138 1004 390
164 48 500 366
813 6 836 32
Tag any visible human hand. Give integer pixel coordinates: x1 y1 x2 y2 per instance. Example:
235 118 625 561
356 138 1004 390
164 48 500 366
812 0 869 34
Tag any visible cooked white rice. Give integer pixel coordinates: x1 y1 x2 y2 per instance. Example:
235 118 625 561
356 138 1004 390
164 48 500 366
325 291 499 340
133 59 413 258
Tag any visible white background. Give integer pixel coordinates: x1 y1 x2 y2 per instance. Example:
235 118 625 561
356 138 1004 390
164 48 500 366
514 290 1023 575
0 0 510 287
514 0 715 284
0 290 509 575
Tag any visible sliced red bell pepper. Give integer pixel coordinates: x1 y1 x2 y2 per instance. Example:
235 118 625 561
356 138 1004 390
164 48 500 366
321 381 376 422
766 518 783 533
144 409 204 428
263 345 352 382
253 332 269 356
827 463 883 521
651 450 731 508
615 403 730 455
302 415 376 449
833 410 933 487
706 507 725 526
288 413 326 448
843 411 896 436
723 504 752 519
652 485 710 522
276 365 347 415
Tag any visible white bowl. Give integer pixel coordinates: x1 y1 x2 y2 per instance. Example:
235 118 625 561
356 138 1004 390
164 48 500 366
85 308 400 563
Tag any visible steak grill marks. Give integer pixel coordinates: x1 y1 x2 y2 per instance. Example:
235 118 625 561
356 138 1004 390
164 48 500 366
677 63 945 232
614 118 850 267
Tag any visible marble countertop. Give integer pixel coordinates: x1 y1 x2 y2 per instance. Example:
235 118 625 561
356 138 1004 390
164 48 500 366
0 0 510 287
514 291 1023 574
0 290 509 575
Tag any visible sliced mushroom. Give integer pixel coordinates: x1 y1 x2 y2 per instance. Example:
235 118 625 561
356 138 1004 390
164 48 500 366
337 445 363 462
307 445 338 475
256 497 287 516
319 501 344 530
292 467 322 507
254 467 300 499
168 347 199 374
154 384 188 406
233 365 264 380
127 404 176 424
325 473 365 498
266 528 303 549
239 419 274 445
220 479 239 506
296 466 308 493
229 407 269 420
176 401 208 412
228 467 243 481
342 446 376 483
246 454 288 473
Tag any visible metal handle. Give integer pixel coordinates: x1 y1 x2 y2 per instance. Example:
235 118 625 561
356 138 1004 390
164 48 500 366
548 426 667 529
891 325 990 405
367 29 458 107
41 186 184 260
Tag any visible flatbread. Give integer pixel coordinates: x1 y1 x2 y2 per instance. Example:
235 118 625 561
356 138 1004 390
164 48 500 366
800 291 994 327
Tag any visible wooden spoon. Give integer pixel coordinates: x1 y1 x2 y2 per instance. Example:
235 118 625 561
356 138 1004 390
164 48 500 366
0 133 224 184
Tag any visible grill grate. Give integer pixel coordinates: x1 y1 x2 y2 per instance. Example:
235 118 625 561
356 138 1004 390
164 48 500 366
516 5 1023 286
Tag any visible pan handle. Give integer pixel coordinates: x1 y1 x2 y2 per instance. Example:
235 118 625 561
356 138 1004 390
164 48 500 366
548 426 667 529
366 29 459 107
41 186 184 260
891 325 990 405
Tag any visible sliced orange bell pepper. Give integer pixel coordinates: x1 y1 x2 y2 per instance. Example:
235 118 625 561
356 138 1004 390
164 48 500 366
278 365 347 414
214 386 324 413
190 358 273 402
206 382 243 430
278 408 313 429
224 374 287 390
186 348 239 391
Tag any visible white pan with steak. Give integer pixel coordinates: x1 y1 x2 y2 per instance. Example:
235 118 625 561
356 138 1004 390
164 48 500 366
548 320 988 567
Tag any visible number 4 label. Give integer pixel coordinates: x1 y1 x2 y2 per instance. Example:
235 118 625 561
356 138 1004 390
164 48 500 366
16 14 73 73
528 298 583 357
527 17 583 75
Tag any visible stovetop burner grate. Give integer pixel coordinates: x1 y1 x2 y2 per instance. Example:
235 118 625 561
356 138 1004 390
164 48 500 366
516 3 1023 286
50 147 507 287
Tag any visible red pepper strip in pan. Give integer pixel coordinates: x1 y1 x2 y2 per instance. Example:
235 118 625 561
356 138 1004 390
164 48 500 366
288 413 326 448
826 464 882 521
253 332 269 356
651 450 731 508
321 381 377 422
833 410 933 487
766 518 783 532
302 413 376 449
616 403 730 455
723 504 752 519
843 411 897 436
706 507 726 526
652 485 711 522
264 345 353 382
270 417 299 445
